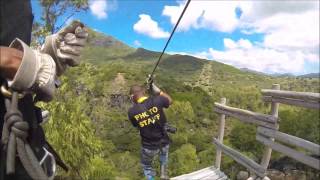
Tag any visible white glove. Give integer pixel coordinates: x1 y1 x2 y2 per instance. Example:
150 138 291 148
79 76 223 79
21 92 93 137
146 74 161 95
151 83 161 95
41 20 88 76
8 38 56 102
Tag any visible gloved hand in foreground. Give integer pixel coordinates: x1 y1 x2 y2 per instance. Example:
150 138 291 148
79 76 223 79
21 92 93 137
7 38 56 102
41 20 88 76
146 74 161 96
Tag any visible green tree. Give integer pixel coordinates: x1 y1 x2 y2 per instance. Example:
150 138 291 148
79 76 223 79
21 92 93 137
166 100 195 131
86 155 117 179
279 107 320 144
198 145 216 168
169 144 199 176
229 121 264 159
40 0 89 33
111 151 141 179
41 97 103 178
33 0 89 45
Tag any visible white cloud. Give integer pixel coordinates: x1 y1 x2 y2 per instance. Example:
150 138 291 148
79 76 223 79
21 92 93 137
224 38 253 49
162 1 240 32
239 2 319 56
198 38 315 74
162 1 318 33
162 1 319 73
133 14 170 39
89 0 108 19
224 38 238 49
238 39 253 49
238 1 319 71
133 40 142 47
239 1 317 21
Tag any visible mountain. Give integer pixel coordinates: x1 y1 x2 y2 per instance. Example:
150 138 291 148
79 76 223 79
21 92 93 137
240 68 320 79
271 72 295 77
124 48 162 60
240 68 268 76
87 28 129 48
79 29 320 94
299 73 320 78
45 29 320 179
82 29 135 64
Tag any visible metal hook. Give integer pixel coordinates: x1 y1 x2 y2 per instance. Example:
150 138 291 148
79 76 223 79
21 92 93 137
1 85 25 99
39 147 56 180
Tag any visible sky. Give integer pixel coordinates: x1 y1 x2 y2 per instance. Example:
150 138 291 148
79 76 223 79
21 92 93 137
31 0 319 75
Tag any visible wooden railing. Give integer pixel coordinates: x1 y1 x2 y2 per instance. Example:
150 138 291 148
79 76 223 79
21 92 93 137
213 84 320 179
262 89 320 109
214 103 277 129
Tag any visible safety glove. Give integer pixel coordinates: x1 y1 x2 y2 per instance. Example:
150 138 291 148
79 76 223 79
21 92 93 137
146 74 161 96
41 20 88 76
7 38 56 102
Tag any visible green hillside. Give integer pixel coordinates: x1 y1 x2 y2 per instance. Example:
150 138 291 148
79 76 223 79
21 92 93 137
41 30 319 179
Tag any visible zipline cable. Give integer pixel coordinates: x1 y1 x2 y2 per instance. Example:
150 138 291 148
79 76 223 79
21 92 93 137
148 0 191 81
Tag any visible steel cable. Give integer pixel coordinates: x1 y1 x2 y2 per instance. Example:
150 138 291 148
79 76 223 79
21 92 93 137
148 0 192 81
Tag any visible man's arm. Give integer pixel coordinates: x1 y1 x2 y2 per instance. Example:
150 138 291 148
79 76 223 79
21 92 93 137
0 19 87 102
160 91 172 105
0 39 57 102
149 81 173 106
0 47 23 80
150 82 173 108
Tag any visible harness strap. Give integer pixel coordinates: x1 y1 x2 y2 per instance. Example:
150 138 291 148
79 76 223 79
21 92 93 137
44 141 68 172
2 92 49 180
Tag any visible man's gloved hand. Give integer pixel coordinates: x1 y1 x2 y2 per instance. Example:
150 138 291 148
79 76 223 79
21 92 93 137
41 20 88 76
150 83 161 96
146 74 161 96
8 38 56 102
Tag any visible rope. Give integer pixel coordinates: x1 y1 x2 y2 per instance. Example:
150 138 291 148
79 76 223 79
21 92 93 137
148 0 192 81
2 92 49 180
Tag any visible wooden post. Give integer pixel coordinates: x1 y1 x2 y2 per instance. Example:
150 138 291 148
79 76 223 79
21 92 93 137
260 84 280 169
215 97 226 169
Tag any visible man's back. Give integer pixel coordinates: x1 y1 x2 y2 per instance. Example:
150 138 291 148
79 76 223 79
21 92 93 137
128 95 170 149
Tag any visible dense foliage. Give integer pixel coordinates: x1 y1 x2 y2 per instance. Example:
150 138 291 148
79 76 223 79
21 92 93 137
38 30 319 179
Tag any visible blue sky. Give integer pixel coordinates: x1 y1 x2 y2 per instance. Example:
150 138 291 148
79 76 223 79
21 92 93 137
31 0 319 75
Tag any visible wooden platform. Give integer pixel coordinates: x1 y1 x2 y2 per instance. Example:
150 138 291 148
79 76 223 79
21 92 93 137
171 166 228 180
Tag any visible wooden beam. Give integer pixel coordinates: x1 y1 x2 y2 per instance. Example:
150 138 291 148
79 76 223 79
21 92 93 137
260 84 280 172
256 135 320 170
213 138 267 177
214 103 277 123
261 89 320 102
257 127 320 156
214 103 277 129
214 104 277 123
215 98 226 169
263 96 320 109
